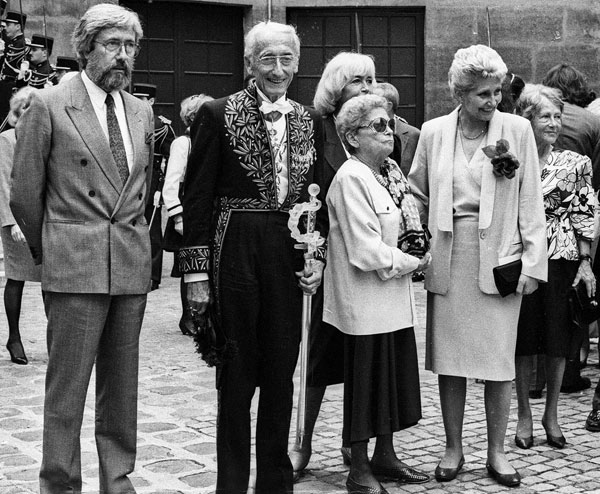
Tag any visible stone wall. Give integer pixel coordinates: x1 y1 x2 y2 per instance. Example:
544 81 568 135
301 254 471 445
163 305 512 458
20 0 600 121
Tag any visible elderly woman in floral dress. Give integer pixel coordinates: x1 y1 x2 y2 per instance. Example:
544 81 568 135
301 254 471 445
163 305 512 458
513 84 595 451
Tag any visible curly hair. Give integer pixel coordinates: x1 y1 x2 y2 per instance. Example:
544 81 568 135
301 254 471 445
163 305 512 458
514 84 564 121
335 94 389 152
448 44 507 98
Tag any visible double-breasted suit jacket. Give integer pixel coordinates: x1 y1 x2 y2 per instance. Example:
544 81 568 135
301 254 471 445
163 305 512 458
10 73 154 294
408 107 547 295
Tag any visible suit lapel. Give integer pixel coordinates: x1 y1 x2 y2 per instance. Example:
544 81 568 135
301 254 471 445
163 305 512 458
479 110 502 230
437 107 460 232
65 75 123 194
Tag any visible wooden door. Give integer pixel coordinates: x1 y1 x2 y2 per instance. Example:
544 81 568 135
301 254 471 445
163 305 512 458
287 8 425 127
121 0 245 134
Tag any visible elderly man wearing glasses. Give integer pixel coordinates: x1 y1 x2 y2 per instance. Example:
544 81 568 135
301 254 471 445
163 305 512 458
10 4 153 493
180 20 325 494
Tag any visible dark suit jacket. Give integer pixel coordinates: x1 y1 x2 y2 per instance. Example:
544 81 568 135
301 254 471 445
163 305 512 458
10 73 154 294
394 116 421 177
555 102 600 190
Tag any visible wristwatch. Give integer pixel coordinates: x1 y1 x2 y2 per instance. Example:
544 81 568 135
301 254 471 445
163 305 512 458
580 254 592 264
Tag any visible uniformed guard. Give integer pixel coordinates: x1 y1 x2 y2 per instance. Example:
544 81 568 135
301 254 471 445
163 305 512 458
132 82 176 290
0 10 27 129
26 34 55 89
0 11 27 82
52 55 79 84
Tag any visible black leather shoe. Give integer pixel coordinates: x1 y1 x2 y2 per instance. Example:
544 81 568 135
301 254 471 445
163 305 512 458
585 409 600 432
542 422 566 448
289 444 311 482
346 476 389 494
486 463 521 487
371 462 429 484
561 376 591 393
434 455 464 482
341 446 352 466
514 434 533 449
6 341 28 365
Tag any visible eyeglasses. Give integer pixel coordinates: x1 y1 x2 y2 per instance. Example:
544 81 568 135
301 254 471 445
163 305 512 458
358 117 395 133
95 39 140 57
257 55 296 68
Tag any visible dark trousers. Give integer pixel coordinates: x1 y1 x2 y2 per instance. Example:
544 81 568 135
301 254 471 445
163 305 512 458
215 212 303 494
40 292 147 494
145 202 163 284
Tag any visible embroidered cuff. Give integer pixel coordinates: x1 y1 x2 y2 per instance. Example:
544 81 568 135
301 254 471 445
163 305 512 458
178 246 210 274
315 239 327 265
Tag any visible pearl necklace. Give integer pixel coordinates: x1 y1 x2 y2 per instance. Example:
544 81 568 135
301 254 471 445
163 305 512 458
459 118 488 140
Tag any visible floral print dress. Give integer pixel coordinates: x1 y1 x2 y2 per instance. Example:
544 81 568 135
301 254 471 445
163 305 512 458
542 148 595 260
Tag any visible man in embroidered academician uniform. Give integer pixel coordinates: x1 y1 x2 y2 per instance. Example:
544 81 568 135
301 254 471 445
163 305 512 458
10 5 153 493
180 21 326 494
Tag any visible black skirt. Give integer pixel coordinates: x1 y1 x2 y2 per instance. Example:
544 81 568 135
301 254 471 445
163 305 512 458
516 259 579 359
343 327 422 444
307 288 345 387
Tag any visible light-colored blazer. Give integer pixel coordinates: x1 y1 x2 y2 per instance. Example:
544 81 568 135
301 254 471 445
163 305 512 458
408 107 547 295
0 129 17 227
10 74 154 294
323 159 420 336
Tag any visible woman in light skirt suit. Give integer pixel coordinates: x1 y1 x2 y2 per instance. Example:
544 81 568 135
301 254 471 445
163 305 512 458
408 45 547 487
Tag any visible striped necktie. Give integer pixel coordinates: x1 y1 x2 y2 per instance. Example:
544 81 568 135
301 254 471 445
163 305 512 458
105 93 129 184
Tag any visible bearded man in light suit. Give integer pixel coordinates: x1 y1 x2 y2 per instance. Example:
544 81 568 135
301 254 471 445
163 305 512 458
180 21 326 494
10 4 153 493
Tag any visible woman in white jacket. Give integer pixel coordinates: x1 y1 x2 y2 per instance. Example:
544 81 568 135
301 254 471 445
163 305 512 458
324 94 430 494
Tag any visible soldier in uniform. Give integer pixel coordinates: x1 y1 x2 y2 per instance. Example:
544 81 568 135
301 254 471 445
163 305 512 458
26 34 55 89
0 11 27 128
132 82 176 290
52 55 79 84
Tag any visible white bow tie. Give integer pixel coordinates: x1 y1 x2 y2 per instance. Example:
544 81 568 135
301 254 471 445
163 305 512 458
259 99 294 116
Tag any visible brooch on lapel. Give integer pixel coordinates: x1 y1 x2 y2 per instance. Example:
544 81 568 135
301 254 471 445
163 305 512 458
482 139 520 179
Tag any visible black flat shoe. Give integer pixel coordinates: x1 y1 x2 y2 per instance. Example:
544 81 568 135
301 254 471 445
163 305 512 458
6 341 28 365
341 446 352 466
346 476 389 494
434 455 464 482
514 434 533 449
178 318 195 336
560 376 591 393
371 462 430 484
486 463 521 487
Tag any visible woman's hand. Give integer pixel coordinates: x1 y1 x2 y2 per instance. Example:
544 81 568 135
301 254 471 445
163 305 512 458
516 273 538 295
573 258 596 298
10 224 26 243
415 252 432 273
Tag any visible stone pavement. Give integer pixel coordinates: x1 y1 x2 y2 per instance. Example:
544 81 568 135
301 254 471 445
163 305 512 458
1 260 600 494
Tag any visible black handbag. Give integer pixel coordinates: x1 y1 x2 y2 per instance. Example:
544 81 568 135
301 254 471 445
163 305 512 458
569 280 600 325
493 259 522 297
162 216 182 252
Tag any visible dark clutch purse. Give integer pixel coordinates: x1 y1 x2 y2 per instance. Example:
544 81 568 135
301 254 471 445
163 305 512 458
162 216 182 252
569 280 600 325
493 259 522 297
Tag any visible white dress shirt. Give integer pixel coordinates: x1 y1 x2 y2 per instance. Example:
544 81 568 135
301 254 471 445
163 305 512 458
81 70 134 172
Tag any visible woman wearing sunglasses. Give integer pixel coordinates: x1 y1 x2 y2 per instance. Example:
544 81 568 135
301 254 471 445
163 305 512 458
324 94 431 494
408 45 547 487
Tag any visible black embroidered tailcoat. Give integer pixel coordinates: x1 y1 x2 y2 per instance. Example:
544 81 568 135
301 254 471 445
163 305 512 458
180 84 326 297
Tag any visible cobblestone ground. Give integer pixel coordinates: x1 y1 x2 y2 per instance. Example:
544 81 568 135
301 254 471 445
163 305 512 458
1 260 600 494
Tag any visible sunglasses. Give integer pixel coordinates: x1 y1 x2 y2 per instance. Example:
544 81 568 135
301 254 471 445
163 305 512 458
358 117 395 133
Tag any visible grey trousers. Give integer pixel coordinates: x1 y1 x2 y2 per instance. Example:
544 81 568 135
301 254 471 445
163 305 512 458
40 292 147 494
